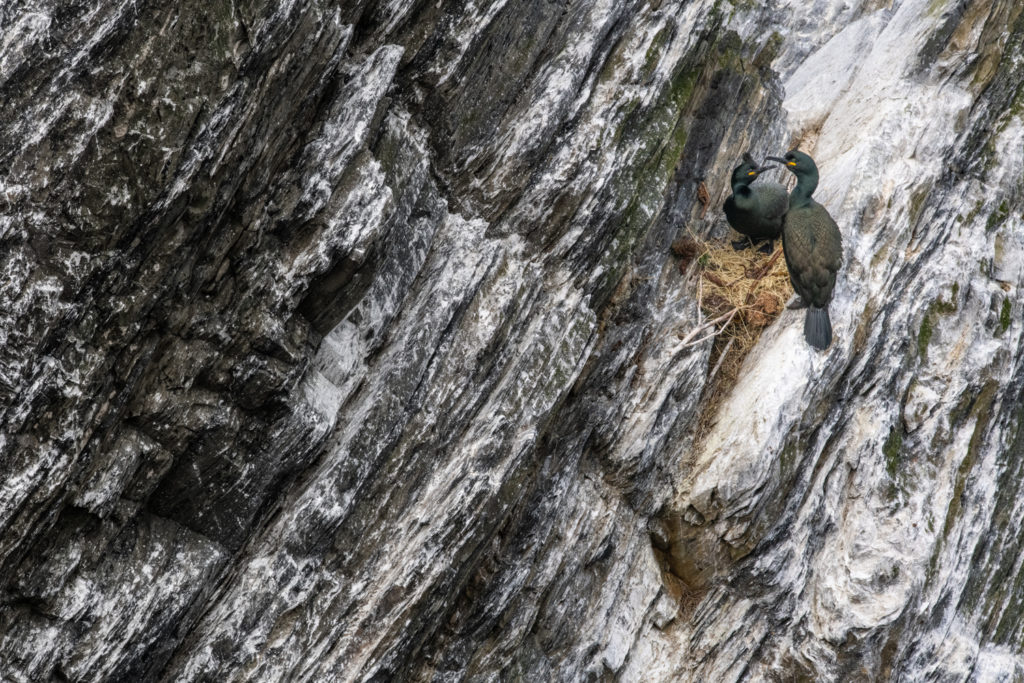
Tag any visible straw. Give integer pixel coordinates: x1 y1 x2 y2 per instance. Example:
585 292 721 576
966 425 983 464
672 232 794 440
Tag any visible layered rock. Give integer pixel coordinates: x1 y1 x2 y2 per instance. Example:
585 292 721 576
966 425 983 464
0 0 1021 680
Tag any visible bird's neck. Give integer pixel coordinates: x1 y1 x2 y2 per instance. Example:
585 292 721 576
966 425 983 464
731 175 754 196
789 172 818 208
731 184 756 210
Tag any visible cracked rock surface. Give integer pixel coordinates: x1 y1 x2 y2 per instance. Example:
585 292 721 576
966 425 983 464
1 0 1022 680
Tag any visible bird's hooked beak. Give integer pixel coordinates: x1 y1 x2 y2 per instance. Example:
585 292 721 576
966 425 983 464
765 156 788 165
755 164 776 173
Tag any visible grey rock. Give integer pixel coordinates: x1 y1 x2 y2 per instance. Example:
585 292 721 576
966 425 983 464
0 0 1022 681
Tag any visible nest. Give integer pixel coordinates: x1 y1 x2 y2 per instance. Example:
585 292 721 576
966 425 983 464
672 233 794 436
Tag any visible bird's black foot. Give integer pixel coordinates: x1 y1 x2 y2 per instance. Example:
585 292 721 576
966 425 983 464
787 295 809 310
756 239 774 254
731 238 753 251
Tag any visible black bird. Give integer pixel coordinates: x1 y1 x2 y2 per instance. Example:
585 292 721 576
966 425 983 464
723 153 788 251
766 150 843 350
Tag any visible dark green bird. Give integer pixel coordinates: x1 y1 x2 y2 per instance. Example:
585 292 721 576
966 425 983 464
723 152 788 251
766 150 843 351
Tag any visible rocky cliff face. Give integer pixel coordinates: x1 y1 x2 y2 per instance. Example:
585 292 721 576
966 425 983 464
1 0 1022 680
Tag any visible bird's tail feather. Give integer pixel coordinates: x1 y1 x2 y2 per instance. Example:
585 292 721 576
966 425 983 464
804 306 832 350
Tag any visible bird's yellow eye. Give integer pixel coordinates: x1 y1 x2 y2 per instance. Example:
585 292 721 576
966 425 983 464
747 170 757 176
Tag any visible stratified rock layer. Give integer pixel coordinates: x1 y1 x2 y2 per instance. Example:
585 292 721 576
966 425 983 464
0 0 1021 680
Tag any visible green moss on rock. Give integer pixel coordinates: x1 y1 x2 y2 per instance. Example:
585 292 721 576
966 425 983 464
917 314 934 361
909 186 931 226
999 297 1011 334
884 426 903 479
986 201 1009 231
917 291 958 362
942 380 998 538
641 25 674 80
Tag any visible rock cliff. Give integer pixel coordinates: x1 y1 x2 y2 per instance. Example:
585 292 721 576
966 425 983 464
1 0 1022 680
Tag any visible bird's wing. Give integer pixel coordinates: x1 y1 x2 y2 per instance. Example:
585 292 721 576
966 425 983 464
759 183 790 220
811 201 844 270
783 213 816 285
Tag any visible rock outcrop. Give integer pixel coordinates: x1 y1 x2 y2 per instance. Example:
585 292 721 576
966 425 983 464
0 0 1022 680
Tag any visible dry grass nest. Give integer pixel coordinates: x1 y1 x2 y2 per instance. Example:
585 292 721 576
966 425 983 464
671 233 794 435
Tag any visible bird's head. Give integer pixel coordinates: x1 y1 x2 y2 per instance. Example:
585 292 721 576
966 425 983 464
731 152 774 186
766 150 818 178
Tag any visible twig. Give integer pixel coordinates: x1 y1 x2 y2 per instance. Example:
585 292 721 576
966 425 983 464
750 246 784 279
697 277 704 325
707 337 734 384
678 306 738 347
677 307 734 344
743 246 785 304
705 272 728 288
684 327 727 348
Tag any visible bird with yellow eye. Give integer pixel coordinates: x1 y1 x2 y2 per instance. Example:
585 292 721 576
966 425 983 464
722 152 788 252
765 150 843 351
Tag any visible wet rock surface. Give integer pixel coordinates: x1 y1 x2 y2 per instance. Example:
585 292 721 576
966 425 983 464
0 0 1022 680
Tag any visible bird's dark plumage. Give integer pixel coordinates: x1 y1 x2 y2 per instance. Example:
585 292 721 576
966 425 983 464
766 150 843 351
723 153 788 250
